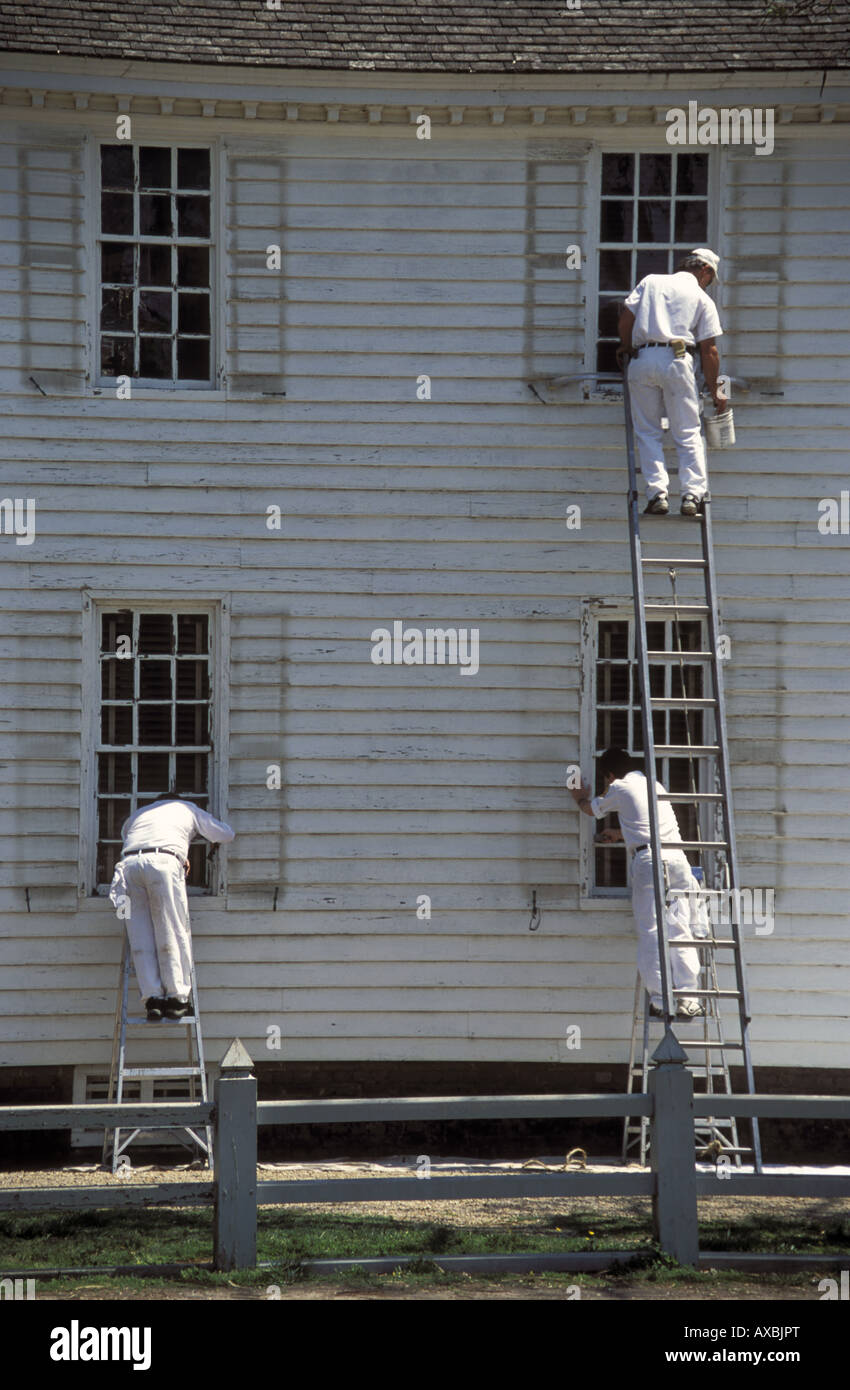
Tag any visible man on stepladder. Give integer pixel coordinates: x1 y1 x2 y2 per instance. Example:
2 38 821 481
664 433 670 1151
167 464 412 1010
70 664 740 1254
109 792 235 1021
570 747 704 1020
616 248 729 517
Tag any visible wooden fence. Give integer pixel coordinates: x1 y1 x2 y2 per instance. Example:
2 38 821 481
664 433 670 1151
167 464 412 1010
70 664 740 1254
1 1037 850 1272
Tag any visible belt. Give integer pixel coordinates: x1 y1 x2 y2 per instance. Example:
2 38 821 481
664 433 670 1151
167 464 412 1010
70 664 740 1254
630 844 650 857
635 340 697 354
121 846 187 868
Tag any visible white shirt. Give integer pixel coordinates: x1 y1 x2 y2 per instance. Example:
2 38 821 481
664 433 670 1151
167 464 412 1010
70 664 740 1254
624 271 723 348
589 771 683 851
121 798 235 859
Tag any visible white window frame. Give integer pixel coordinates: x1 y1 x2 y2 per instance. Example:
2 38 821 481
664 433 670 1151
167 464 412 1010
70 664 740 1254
579 599 711 900
80 593 230 898
582 142 723 400
87 134 223 394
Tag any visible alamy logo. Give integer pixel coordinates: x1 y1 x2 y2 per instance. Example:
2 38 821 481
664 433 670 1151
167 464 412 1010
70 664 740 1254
666 101 775 156
50 1321 151 1371
371 621 479 676
0 497 35 546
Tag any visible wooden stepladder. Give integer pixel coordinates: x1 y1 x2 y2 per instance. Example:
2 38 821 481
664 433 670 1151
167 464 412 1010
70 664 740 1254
101 936 213 1174
619 375 763 1173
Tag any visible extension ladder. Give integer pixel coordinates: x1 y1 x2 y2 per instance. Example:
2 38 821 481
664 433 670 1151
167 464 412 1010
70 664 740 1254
619 373 762 1172
101 936 213 1174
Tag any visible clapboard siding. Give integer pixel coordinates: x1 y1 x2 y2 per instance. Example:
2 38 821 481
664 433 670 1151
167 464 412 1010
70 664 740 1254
0 86 847 1078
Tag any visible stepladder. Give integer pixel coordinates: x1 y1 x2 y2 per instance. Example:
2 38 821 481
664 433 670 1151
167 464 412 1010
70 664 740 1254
618 372 763 1172
101 934 213 1174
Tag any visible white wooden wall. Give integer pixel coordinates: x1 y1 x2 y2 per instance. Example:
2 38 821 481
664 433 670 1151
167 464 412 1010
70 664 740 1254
0 84 848 1076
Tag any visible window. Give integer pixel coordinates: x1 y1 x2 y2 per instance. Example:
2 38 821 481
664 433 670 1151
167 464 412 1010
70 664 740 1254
588 614 708 894
98 144 213 386
96 609 213 890
595 152 710 374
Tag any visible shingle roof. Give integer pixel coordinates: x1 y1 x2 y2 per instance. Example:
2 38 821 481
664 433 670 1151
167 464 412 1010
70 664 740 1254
0 0 848 73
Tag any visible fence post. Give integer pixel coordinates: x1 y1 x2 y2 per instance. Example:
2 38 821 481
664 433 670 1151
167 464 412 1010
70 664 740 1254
213 1038 257 1271
648 1029 699 1267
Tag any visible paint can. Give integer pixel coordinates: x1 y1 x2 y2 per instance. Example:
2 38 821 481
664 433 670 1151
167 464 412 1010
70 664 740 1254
704 406 735 449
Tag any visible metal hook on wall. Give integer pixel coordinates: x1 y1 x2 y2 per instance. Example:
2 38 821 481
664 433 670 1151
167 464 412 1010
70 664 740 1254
528 889 542 932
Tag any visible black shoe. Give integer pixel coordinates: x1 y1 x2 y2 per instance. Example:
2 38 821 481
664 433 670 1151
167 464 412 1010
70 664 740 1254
644 493 669 515
163 997 191 1020
145 996 165 1021
680 494 703 517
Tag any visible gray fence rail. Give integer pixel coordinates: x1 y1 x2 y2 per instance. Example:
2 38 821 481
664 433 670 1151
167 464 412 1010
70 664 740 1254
1 1037 849 1271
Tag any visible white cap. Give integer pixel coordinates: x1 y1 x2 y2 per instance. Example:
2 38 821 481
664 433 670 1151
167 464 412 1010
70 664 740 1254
691 248 720 282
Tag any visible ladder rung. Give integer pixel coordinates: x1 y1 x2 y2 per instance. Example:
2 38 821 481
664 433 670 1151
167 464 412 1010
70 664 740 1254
649 697 716 708
671 988 743 997
660 839 729 849
641 556 707 568
121 1066 203 1078
643 603 710 614
668 939 739 947
653 744 719 756
126 1016 196 1026
658 792 724 802
646 650 715 661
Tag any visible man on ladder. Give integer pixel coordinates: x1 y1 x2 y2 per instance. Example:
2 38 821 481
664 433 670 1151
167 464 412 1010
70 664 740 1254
109 791 235 1021
570 747 704 1021
616 248 728 517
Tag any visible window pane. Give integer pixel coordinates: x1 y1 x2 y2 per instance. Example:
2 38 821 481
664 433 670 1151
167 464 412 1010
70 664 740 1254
139 336 172 377
597 296 622 336
139 660 172 699
177 703 208 744
600 200 632 242
597 709 629 746
101 337 134 377
102 242 135 284
649 665 665 696
177 660 210 700
596 845 628 889
138 290 172 333
101 706 133 745
138 614 173 654
637 201 670 242
178 614 209 653
98 753 132 792
177 752 208 794
596 662 630 703
101 658 134 699
101 144 134 190
178 148 211 190
636 248 669 280
101 192 134 235
101 288 133 332
599 249 631 291
671 710 704 744
138 752 171 791
139 146 172 190
599 622 628 659
675 620 702 651
178 293 210 334
595 340 620 375
602 153 634 194
177 337 210 380
177 195 210 239
138 704 172 744
102 611 133 652
140 193 173 237
675 201 708 242
139 244 171 286
639 154 672 196
177 246 209 288
99 798 132 840
645 622 665 649
676 154 709 196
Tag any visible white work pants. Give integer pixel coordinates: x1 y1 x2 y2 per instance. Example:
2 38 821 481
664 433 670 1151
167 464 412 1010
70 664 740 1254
629 849 702 1009
628 346 707 500
111 852 193 1003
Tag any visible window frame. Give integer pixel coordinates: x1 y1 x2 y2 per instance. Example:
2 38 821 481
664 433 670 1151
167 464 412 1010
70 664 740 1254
80 593 231 898
582 142 723 399
87 134 223 395
579 600 712 900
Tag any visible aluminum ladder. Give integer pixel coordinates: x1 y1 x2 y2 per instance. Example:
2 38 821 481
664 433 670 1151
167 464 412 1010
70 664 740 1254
101 935 213 1174
619 372 763 1173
